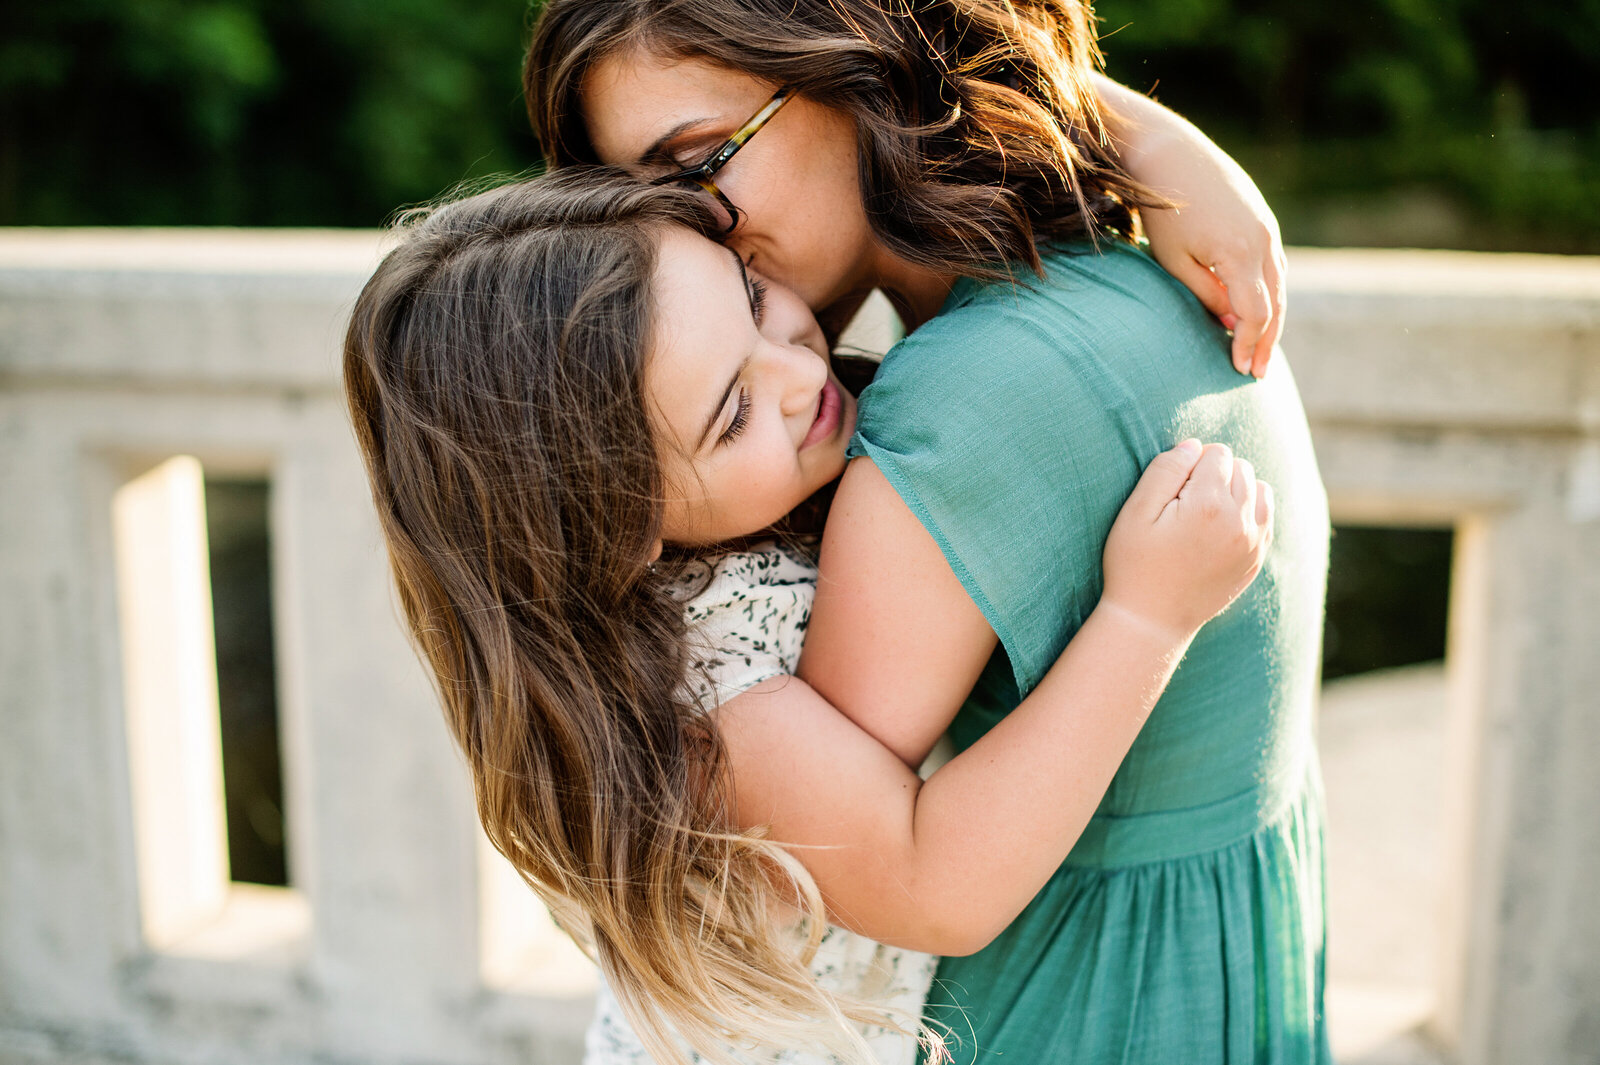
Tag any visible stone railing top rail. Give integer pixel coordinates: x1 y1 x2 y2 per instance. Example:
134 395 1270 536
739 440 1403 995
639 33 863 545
3 231 1596 432
1289 247 1600 304
4 229 1596 290
0 227 391 276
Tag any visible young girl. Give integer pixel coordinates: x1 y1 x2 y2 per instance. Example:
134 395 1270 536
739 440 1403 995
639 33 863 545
524 4 1332 1061
343 170 1275 1065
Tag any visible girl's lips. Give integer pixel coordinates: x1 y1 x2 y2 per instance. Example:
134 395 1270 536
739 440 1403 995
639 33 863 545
800 378 842 450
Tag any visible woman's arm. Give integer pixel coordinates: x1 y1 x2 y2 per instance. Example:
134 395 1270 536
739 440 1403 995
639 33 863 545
731 443 1271 955
1094 74 1287 379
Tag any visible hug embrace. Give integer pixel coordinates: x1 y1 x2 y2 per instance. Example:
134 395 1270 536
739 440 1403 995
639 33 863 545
343 1 1333 1063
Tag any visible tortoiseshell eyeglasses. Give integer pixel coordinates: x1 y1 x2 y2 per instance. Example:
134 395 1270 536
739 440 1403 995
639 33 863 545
651 88 791 235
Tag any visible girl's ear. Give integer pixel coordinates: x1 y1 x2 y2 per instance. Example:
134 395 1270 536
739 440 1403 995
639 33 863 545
648 539 664 564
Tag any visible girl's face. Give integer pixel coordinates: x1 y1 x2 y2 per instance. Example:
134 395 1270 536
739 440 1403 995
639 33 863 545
647 226 856 548
583 49 879 314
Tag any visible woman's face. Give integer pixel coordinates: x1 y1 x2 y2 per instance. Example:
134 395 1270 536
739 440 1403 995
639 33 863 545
646 226 856 548
582 49 879 314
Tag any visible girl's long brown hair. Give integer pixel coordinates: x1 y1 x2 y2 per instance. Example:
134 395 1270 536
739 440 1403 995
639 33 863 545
525 0 1158 284
343 170 927 1065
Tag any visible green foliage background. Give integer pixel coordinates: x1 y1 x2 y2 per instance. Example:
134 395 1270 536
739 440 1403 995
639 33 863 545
4 0 1597 248
1094 0 1600 251
1 0 539 226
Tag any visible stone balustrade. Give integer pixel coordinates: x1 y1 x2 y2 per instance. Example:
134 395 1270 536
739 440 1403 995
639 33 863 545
1 231 1596 1065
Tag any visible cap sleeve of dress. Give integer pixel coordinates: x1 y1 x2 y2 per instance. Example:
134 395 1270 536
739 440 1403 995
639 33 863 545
673 540 818 711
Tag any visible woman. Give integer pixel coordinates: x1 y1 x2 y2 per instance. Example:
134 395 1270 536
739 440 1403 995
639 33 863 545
524 2 1332 1063
526 0 1286 376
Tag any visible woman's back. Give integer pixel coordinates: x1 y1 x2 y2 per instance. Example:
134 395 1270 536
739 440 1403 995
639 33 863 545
847 240 1332 1062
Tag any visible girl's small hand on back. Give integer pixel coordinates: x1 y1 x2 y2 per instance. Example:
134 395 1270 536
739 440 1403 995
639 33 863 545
1100 439 1274 643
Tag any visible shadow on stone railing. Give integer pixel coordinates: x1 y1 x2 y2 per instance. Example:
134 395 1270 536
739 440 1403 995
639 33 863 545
1 232 1596 1065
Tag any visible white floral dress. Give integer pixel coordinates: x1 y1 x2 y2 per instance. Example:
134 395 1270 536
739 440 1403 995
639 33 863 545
583 540 938 1065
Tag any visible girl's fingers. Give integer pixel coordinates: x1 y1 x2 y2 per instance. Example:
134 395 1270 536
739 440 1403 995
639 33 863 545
1160 245 1285 381
1248 252 1288 378
1231 457 1257 512
1160 250 1233 324
1257 479 1275 528
1134 439 1205 519
1217 269 1274 378
1189 442 1235 502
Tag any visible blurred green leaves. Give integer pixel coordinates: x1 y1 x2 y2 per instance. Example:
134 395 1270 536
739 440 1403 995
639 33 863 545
0 0 541 226
1096 0 1600 250
2 0 1596 248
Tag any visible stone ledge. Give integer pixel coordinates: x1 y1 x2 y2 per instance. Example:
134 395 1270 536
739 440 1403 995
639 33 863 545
2 234 1597 436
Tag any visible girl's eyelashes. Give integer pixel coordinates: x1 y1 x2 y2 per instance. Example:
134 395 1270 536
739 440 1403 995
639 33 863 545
719 388 751 446
715 266 763 449
748 277 769 324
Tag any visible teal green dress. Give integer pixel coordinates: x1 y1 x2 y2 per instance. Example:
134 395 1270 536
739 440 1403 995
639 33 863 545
847 242 1333 1064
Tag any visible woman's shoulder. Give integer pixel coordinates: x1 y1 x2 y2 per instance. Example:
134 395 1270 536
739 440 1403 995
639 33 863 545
864 239 1221 397
911 240 1188 335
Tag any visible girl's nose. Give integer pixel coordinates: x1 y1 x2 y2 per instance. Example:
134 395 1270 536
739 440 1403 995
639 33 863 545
775 343 827 418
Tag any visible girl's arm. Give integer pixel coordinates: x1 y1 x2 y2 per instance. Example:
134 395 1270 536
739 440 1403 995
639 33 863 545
722 442 1271 955
1094 74 1287 379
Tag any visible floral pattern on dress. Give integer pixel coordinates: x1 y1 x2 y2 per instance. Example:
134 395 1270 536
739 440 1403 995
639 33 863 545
585 540 937 1065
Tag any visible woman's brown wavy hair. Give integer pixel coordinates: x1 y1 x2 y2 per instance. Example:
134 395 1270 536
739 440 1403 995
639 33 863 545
343 169 932 1065
524 0 1157 284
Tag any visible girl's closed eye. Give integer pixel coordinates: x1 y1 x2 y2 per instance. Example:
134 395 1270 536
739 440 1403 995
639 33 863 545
719 388 751 445
718 274 765 446
732 248 767 324
747 276 768 323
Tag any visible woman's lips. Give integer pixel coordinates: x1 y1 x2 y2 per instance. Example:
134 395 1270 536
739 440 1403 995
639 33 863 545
800 378 842 450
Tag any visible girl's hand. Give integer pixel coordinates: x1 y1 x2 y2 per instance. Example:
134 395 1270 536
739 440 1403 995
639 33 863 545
1139 146 1286 380
1094 76 1287 379
1100 440 1274 642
